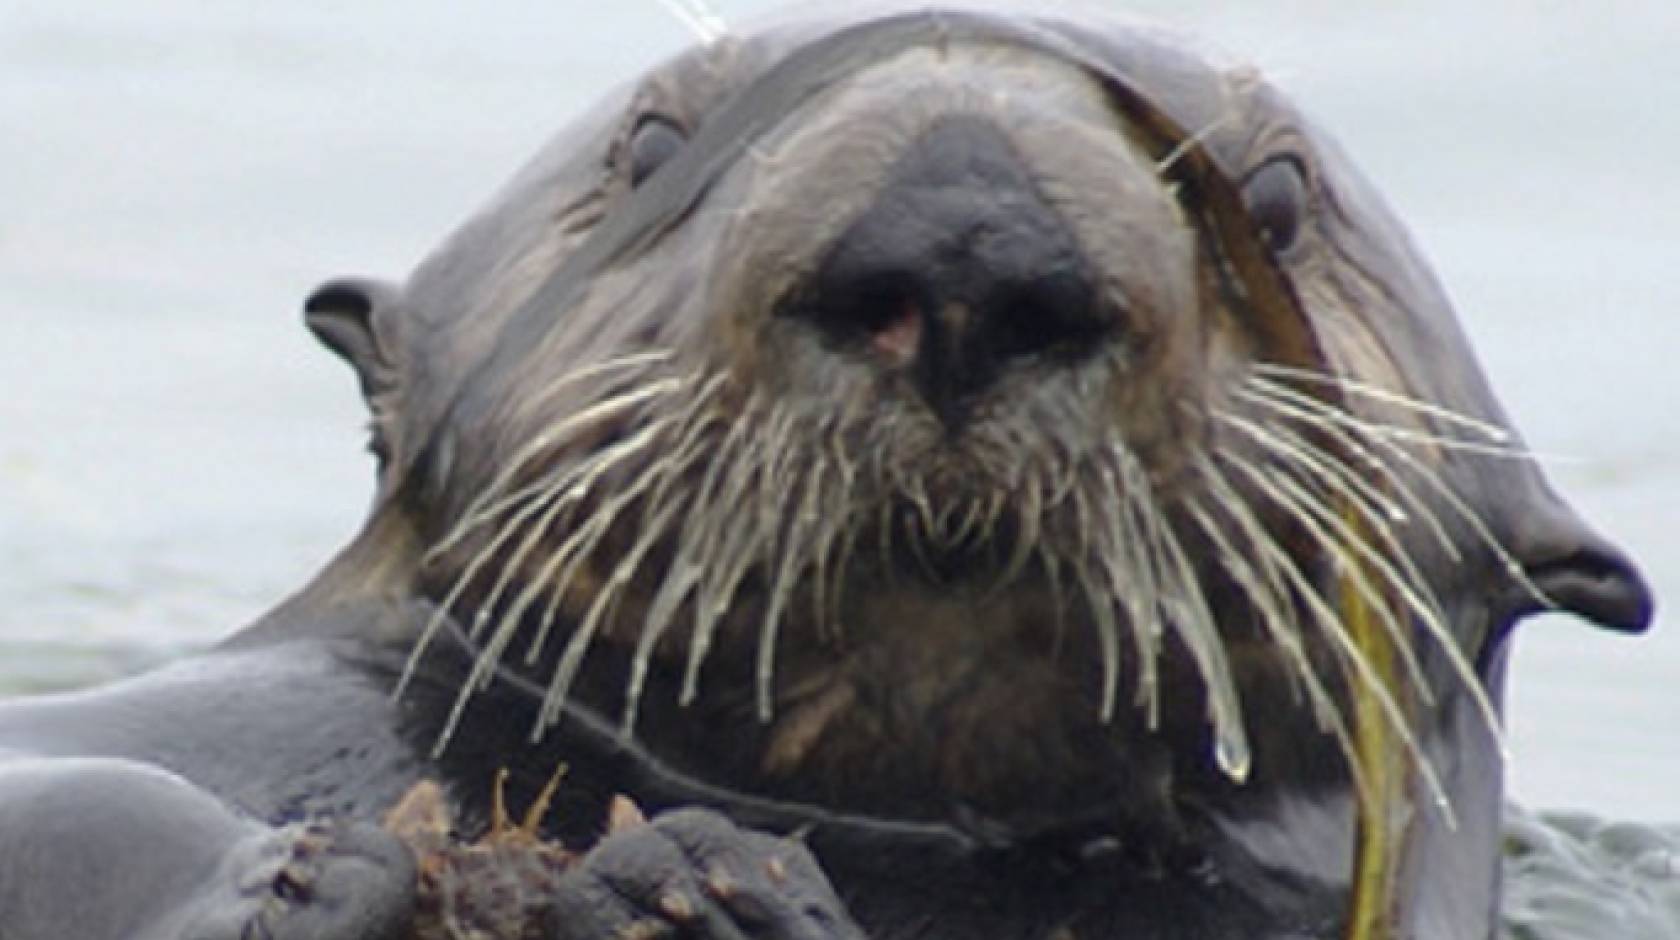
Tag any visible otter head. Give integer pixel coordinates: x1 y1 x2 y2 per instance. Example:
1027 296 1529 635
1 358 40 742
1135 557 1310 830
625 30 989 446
302 5 1653 932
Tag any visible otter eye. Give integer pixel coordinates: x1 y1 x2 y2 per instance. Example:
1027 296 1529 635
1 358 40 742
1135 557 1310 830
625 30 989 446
1243 156 1308 256
628 115 687 187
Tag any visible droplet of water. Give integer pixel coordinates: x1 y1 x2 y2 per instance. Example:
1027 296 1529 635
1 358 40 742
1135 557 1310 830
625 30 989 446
1214 727 1252 784
1431 791 1460 831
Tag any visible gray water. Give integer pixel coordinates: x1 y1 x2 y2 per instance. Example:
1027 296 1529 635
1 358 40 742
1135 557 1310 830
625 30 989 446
2 1 1676 934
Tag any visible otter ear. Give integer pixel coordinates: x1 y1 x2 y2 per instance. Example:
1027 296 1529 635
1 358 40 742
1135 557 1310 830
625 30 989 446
304 277 406 470
304 277 404 402
1506 504 1654 634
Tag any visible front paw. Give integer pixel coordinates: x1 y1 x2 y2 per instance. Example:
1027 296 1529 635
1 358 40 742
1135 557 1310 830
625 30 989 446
179 819 416 940
549 808 864 940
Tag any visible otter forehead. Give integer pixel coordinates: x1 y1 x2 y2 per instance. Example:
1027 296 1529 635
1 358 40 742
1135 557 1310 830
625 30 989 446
738 40 1141 154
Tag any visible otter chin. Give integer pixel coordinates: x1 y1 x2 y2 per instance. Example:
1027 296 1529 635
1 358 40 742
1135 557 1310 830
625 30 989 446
0 5 1654 940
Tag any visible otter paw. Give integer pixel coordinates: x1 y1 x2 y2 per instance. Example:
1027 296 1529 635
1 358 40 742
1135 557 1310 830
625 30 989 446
180 819 416 940
548 808 863 940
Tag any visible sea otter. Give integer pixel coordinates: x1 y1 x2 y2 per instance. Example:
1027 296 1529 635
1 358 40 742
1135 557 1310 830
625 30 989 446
0 6 1653 939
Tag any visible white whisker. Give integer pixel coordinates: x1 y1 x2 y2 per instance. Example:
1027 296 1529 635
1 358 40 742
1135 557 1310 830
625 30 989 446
755 460 826 722
651 0 729 44
1238 378 1464 562
1119 447 1249 782
1205 450 1457 826
426 368 679 561
535 492 691 738
1250 362 1511 443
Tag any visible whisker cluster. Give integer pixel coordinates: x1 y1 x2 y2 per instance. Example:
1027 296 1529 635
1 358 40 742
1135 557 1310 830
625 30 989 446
1192 367 1546 818
405 347 1539 813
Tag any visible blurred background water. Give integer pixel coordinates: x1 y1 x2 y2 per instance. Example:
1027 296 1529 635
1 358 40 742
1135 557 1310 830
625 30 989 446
1 1 1675 933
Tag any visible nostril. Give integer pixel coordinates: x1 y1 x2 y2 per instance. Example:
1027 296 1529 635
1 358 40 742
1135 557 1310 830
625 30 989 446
870 299 923 366
985 268 1109 363
807 270 928 365
853 271 921 334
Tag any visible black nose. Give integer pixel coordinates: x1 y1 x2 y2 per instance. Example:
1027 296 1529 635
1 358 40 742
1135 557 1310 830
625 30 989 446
793 116 1110 428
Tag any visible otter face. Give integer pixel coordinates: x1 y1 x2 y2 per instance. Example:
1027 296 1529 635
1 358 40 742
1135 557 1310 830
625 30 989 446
304 6 1652 918
415 26 1282 786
